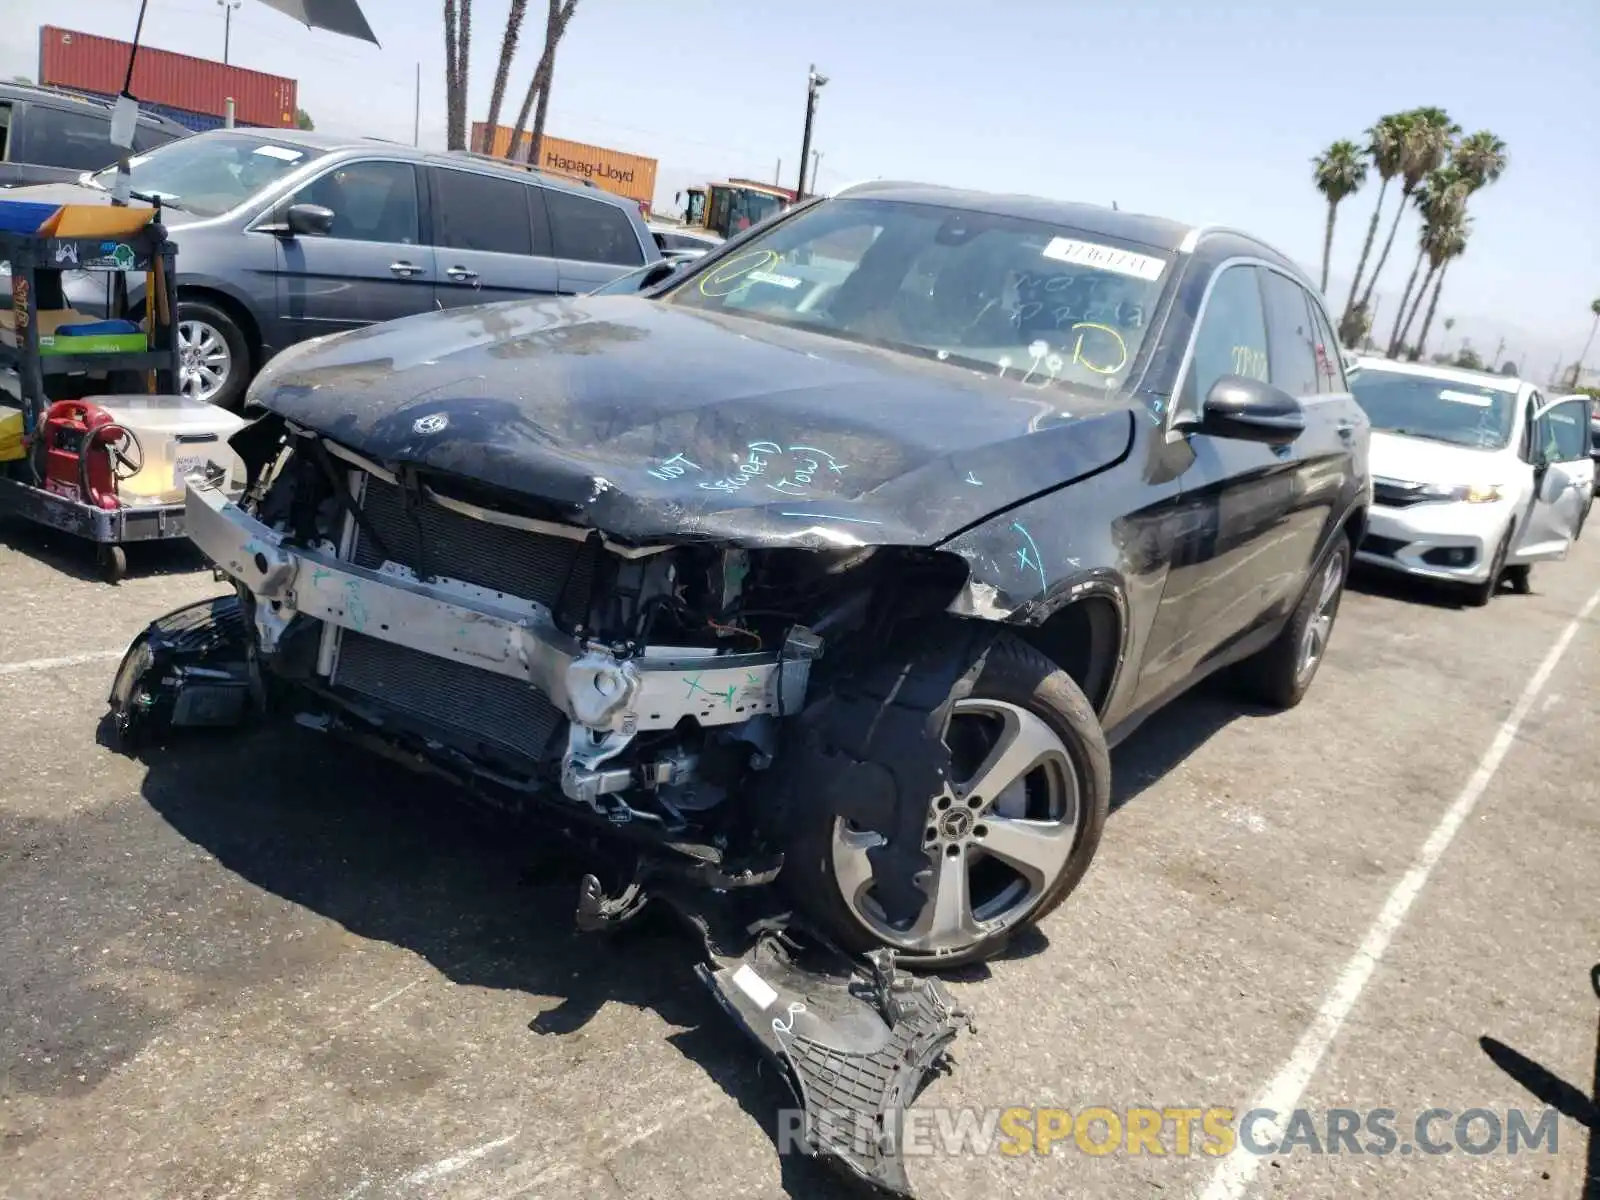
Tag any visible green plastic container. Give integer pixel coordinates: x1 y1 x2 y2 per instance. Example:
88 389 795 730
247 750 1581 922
38 332 149 356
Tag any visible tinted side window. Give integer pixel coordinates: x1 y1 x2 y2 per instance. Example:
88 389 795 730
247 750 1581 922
1304 292 1347 393
433 169 533 255
1183 265 1269 410
294 161 420 243
546 189 644 266
132 123 181 154
30 106 116 171
1260 270 1320 396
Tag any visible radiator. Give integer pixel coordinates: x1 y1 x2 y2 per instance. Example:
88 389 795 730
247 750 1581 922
330 474 584 766
333 631 565 765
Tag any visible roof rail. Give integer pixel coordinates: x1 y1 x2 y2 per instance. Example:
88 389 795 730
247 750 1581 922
440 148 599 188
1176 224 1258 254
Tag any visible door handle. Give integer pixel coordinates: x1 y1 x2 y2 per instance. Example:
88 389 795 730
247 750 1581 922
446 266 480 282
1336 420 1356 440
389 261 425 277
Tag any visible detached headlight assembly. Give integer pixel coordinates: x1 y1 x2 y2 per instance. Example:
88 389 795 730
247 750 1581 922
1420 482 1503 504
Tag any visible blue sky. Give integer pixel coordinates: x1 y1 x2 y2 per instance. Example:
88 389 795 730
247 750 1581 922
9 0 1599 375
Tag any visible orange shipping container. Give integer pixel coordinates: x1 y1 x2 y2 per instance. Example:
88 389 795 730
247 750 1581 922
38 25 297 128
471 123 657 209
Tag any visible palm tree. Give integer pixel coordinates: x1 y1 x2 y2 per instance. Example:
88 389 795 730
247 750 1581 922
1357 107 1460 318
1343 113 1409 323
478 0 530 152
1313 140 1368 294
1571 298 1600 389
443 0 475 150
1410 217 1470 360
1388 165 1468 355
506 0 581 163
1452 130 1508 192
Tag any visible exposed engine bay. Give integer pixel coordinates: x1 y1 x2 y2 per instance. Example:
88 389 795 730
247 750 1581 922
195 419 967 857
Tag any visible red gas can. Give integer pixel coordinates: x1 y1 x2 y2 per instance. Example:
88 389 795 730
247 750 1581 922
39 400 122 510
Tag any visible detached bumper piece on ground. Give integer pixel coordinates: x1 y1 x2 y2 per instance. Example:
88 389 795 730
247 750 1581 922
107 594 975 1198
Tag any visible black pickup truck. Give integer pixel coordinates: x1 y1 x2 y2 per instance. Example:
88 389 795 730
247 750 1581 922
0 82 189 188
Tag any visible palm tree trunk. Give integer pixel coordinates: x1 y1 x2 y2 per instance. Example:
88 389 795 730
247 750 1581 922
443 0 460 150
1411 263 1449 360
1397 263 1436 358
455 0 473 150
480 0 529 152
507 0 577 161
529 51 557 167
1360 183 1412 315
1387 246 1425 356
1320 198 1338 294
1344 176 1389 320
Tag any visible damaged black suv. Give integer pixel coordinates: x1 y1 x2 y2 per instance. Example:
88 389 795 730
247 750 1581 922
114 182 1369 969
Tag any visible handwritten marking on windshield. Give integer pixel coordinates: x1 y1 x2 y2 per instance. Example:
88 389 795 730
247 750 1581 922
648 452 701 481
965 472 983 486
697 249 780 298
1011 521 1048 594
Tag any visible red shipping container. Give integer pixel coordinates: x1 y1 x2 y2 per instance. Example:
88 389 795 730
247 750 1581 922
37 25 297 128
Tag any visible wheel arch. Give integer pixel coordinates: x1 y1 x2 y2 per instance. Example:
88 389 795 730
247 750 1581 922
1010 577 1128 719
133 282 263 375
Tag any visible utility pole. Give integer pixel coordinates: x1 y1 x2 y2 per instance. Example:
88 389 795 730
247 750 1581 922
218 0 241 64
796 64 827 200
413 62 421 146
774 158 782 186
809 149 822 195
1491 336 1505 370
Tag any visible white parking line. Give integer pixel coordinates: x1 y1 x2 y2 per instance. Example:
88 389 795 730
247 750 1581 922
0 650 124 677
1199 580 1600 1200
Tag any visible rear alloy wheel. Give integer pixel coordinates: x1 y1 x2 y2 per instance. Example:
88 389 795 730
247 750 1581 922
792 633 1110 969
1234 535 1350 709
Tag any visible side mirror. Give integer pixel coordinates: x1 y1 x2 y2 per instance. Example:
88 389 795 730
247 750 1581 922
284 203 334 237
1199 375 1305 445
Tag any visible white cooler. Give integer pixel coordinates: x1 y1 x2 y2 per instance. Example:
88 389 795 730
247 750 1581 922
91 395 249 506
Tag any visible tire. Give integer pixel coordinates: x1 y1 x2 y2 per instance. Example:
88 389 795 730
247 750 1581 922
1234 534 1351 709
782 630 1111 970
1463 527 1511 608
1505 564 1532 594
177 298 250 411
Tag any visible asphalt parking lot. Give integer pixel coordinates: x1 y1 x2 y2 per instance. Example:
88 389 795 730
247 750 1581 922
2 517 1597 1200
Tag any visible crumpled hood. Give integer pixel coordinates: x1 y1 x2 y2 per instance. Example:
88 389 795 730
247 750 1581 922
250 296 1135 547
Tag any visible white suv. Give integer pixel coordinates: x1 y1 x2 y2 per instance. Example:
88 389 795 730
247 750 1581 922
1348 357 1594 604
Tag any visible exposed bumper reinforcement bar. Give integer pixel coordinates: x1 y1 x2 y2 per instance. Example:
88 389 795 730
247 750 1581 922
184 478 821 742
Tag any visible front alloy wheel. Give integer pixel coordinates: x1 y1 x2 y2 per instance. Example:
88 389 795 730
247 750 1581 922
831 698 1080 956
178 318 233 405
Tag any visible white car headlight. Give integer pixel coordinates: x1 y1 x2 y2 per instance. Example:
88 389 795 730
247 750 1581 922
1418 482 1503 504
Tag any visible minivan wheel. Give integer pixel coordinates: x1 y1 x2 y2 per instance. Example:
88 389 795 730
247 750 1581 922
785 632 1111 970
176 300 248 410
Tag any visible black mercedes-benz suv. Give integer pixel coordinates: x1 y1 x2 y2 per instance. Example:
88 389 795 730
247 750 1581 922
114 181 1370 969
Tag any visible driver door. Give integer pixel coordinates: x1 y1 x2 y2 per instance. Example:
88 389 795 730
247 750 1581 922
1509 394 1594 562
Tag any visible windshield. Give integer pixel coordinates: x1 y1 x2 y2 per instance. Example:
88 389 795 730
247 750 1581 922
665 198 1170 392
89 132 327 217
1349 368 1517 450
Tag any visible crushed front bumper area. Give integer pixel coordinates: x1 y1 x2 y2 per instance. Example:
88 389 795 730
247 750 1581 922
106 590 977 1199
181 477 822 807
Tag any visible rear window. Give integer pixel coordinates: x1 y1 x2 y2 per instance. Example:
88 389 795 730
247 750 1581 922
666 197 1171 392
1349 368 1517 450
30 106 116 172
546 189 645 266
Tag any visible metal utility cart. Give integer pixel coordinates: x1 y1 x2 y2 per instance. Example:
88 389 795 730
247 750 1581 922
0 204 182 581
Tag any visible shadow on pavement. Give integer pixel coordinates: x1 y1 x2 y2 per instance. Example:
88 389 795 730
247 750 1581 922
0 514 209 583
1347 562 1529 610
1110 682 1270 813
115 719 922 1197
